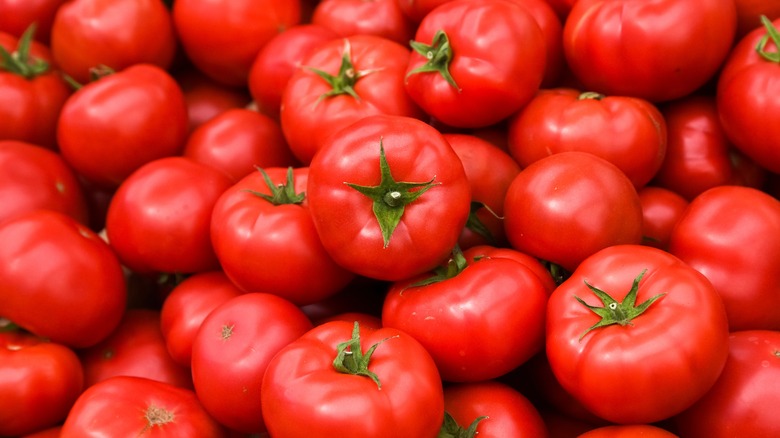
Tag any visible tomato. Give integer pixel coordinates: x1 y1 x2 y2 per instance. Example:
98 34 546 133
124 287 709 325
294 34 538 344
734 0 780 38
191 292 313 433
79 309 193 390
311 0 416 45
577 424 679 438
261 320 444 437
717 16 780 174
0 331 83 436
653 95 766 200
668 186 780 331
503 151 643 273
563 0 737 102
464 244 557 295
673 330 780 437
20 426 62 438
182 108 298 182
307 114 471 281
0 0 67 44
61 375 228 437
0 210 127 348
50 0 176 85
404 0 546 128
637 186 689 251
0 139 88 225
546 245 730 424
395 0 450 23
507 88 667 189
280 34 424 164
105 156 233 275
175 68 252 133
382 246 548 382
57 64 189 188
507 0 566 87
173 0 301 86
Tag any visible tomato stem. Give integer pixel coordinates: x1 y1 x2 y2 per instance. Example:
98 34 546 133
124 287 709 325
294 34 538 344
333 321 398 389
0 24 50 79
410 245 468 288
306 39 378 102
578 91 605 100
246 167 305 205
438 412 488 438
407 29 460 90
757 15 780 63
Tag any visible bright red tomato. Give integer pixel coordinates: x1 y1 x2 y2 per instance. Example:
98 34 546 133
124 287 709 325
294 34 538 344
0 0 67 44
546 245 730 424
507 0 566 87
311 0 416 45
578 424 678 438
637 186 689 251
464 244 557 295
395 0 450 23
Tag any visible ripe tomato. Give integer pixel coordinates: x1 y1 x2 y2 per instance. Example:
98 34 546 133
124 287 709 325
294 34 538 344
734 0 780 38
175 68 252 133
637 186 689 251
311 0 416 45
507 0 566 87
0 0 67 44
578 424 678 438
546 245 730 424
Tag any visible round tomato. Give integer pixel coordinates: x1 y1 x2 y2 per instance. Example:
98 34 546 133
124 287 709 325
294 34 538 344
175 68 252 133
578 424 679 438
311 0 416 45
734 0 780 38
0 0 67 44
637 186 689 251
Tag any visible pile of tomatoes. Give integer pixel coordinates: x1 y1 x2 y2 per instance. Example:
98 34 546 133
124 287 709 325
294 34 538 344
2 0 780 436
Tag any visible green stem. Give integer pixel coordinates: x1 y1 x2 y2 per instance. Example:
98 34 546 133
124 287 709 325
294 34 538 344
757 15 780 63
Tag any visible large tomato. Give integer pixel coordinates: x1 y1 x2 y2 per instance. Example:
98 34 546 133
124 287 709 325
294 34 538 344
546 245 730 424
637 186 689 251
0 0 67 44
311 0 416 45
175 68 252 133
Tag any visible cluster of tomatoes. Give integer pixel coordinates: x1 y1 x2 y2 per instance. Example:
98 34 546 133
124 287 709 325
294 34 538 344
2 0 780 436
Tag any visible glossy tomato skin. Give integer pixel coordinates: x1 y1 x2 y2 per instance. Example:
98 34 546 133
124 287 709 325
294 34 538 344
563 0 737 102
0 0 67 44
57 64 189 188
61 375 228 437
191 293 313 433
404 0 546 128
464 245 557 295
0 210 127 348
50 0 176 84
507 0 566 87
503 151 644 273
546 245 730 424
0 332 84 437
307 114 471 281
674 330 780 437
175 68 252 133
577 424 678 438
637 186 689 251
668 186 780 331
261 320 445 438
311 0 416 45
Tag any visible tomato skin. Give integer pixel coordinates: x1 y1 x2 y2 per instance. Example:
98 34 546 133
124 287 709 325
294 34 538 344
577 424 678 438
734 0 780 38
673 330 780 438
0 332 84 437
312 0 416 45
61 375 228 437
507 0 565 87
464 245 557 295
637 186 689 251
261 320 444 438
0 0 68 44
0 210 127 348
668 186 780 331
57 64 189 188
546 245 730 424
175 68 252 133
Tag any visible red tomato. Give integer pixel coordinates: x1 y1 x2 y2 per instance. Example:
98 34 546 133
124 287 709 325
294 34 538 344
578 424 679 438
0 0 67 44
563 0 737 102
734 0 780 38
105 156 233 275
0 210 127 348
311 0 416 45
261 320 444 437
61 376 227 437
464 245 557 295
57 64 189 188
395 0 451 23
507 0 566 87
173 0 301 86
20 426 62 438
546 245 730 424
637 186 689 251
79 309 193 390
0 331 83 436
50 0 176 84
175 68 252 133
404 0 546 128
0 139 88 225
508 88 667 189
503 151 643 273
668 186 780 331
674 330 780 437
191 292 313 433
307 114 471 281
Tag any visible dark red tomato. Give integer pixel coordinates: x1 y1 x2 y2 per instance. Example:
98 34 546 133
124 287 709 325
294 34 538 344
191 292 313 433
546 245 730 424
105 156 233 275
637 186 689 251
20 426 62 438
395 0 450 23
0 139 88 225
316 311 383 329
503 151 643 273
717 17 780 174
443 133 521 249
160 270 244 367
507 0 565 87
674 330 780 437
0 0 67 44
441 380 548 438
508 88 667 189
0 210 127 348
61 376 228 437
247 24 338 120
175 68 252 133
183 108 298 182
563 0 737 102
0 332 83 437
50 0 176 84
57 64 189 188
543 0 576 20
312 0 416 45
80 309 193 390
734 0 780 38
404 0 545 128
578 424 678 438
173 0 301 86
653 95 766 200
668 186 780 331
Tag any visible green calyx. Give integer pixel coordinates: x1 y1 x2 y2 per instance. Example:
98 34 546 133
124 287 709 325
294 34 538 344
345 139 439 248
757 15 780 63
0 24 50 79
578 91 606 100
576 269 665 341
333 321 398 389
246 167 305 205
438 412 488 438
307 39 378 102
407 29 460 90
410 245 468 288
464 201 499 245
